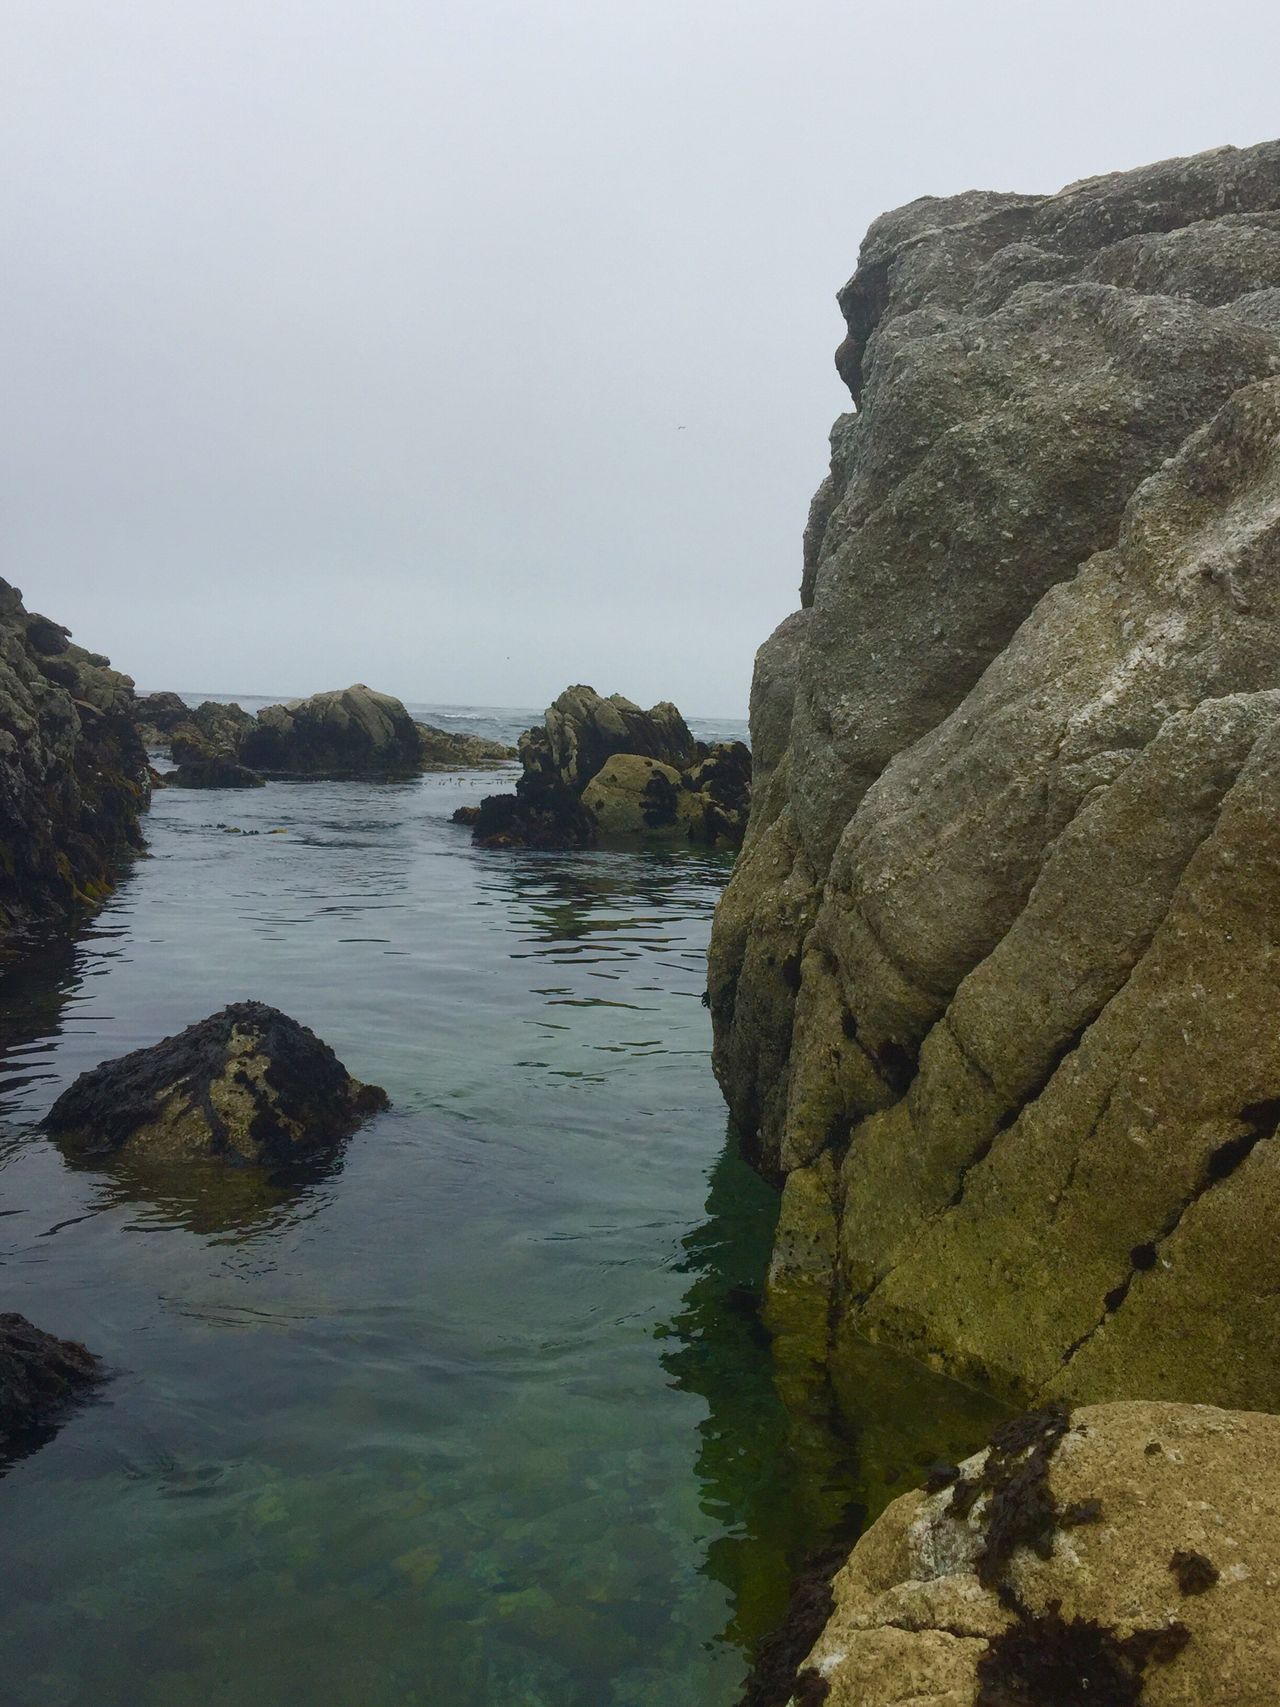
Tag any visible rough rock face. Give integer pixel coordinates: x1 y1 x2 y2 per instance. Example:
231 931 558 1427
0 1313 105 1473
134 690 191 746
238 684 429 777
0 578 150 952
468 687 747 847
415 722 516 768
520 685 697 792
168 756 265 789
45 1001 389 1166
776 1401 1280 1707
708 139 1280 1409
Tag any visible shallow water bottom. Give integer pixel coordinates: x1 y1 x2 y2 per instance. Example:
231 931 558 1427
1 766 1000 1705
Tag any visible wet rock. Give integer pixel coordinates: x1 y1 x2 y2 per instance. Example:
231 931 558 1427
169 758 265 789
45 1001 389 1166
469 685 748 848
0 577 150 953
709 137 1280 1408
0 1312 105 1473
470 773 597 849
775 1400 1280 1707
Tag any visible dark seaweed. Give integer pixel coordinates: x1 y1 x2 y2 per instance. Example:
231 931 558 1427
1170 1549 1219 1595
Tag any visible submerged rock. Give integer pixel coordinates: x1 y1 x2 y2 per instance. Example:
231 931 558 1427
45 1002 389 1166
709 137 1280 1410
771 1401 1280 1707
0 578 149 953
0 1312 105 1472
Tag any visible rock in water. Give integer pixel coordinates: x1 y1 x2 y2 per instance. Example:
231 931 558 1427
708 138 1280 1410
466 685 746 847
45 1002 389 1166
238 684 428 777
768 1401 1280 1707
133 689 192 747
0 1313 105 1472
415 722 516 768
0 579 149 953
521 685 698 791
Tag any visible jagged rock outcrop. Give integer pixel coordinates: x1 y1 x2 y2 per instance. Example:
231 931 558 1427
0 579 149 952
708 139 1280 1410
45 1001 388 1166
415 721 515 768
1 1313 106 1473
765 1401 1280 1707
520 685 698 791
467 687 749 848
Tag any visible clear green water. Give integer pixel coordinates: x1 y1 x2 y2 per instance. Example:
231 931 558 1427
0 765 998 1705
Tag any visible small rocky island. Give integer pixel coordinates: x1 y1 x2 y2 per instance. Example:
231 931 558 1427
458 684 751 848
136 682 516 785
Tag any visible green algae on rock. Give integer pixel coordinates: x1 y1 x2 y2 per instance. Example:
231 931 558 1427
708 136 1280 1412
44 1001 389 1167
0 578 149 954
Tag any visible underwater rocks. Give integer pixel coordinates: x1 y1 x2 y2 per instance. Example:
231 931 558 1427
0 1312 105 1473
770 1400 1280 1707
45 1001 389 1167
467 688 750 848
708 137 1280 1409
0 578 150 954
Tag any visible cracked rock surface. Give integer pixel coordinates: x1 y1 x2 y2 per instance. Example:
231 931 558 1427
788 1401 1280 1707
707 138 1280 1409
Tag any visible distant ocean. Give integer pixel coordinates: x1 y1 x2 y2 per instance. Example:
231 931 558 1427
151 692 751 752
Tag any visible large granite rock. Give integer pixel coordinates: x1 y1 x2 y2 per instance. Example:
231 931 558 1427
708 140 1280 1408
466 686 746 847
0 579 150 952
0 1312 105 1473
520 685 697 791
45 1002 388 1167
764 1401 1280 1707
238 684 428 777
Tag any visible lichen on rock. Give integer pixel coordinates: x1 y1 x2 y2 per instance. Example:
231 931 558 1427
709 136 1280 1411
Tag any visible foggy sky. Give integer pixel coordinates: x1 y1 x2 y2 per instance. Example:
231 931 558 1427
4 2 1276 717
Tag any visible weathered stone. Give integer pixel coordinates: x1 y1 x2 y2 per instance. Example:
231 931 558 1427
470 772 597 850
522 685 697 792
238 684 426 777
44 1001 388 1166
0 1312 105 1473
778 1401 1280 1707
710 139 1280 1408
0 578 149 952
415 722 516 768
133 690 191 747
581 754 707 840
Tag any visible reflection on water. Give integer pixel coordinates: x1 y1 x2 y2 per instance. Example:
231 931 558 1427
0 764 1003 1706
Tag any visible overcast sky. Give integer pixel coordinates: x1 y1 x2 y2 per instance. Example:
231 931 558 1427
3 2 1275 716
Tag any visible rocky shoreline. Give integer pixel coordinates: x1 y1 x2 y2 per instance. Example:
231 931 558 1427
714 137 1280 1703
